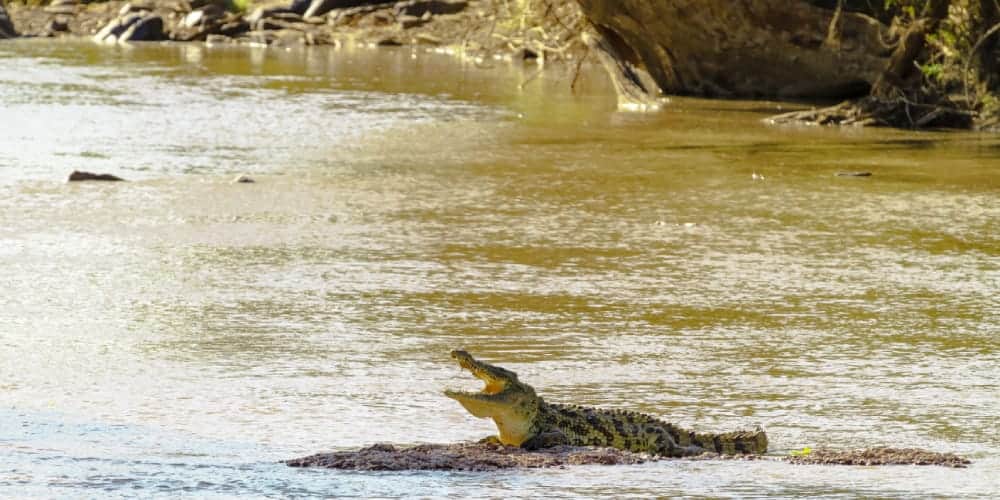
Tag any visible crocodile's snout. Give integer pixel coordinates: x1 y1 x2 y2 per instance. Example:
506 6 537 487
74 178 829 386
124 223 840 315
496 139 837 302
451 350 476 370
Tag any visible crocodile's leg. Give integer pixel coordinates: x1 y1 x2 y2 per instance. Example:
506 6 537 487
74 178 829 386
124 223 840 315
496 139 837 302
521 431 570 450
477 435 503 445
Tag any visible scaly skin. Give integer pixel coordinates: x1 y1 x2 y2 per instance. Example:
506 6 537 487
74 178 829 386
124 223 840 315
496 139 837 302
444 350 767 457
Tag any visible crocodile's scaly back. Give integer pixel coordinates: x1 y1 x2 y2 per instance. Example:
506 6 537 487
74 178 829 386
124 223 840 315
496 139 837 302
445 351 767 457
533 403 767 457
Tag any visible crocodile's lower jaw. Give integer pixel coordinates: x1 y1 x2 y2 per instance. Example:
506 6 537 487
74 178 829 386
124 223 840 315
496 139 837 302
445 390 497 419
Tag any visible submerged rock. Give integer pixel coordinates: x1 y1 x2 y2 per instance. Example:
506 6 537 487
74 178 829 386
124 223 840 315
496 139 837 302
394 0 467 18
286 442 972 471
67 170 125 182
285 442 655 471
785 447 971 468
302 0 385 18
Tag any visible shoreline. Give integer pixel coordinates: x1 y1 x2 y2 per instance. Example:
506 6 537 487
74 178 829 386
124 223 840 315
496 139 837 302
6 1 997 130
4 0 585 62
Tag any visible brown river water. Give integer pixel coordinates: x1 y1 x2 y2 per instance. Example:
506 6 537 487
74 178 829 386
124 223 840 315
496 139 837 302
1 39 998 498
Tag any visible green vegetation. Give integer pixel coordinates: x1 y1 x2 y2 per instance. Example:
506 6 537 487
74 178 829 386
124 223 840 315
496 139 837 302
227 0 252 14
856 0 999 126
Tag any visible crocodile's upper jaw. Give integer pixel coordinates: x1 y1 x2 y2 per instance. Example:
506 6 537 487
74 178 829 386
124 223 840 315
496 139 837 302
444 350 540 446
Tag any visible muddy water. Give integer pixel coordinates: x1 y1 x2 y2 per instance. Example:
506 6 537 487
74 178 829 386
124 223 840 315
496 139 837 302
1 39 998 498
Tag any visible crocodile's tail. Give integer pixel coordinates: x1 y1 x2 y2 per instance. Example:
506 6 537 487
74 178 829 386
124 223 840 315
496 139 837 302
693 426 768 455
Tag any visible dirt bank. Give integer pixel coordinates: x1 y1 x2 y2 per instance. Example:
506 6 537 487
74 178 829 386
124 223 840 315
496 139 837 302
6 0 996 129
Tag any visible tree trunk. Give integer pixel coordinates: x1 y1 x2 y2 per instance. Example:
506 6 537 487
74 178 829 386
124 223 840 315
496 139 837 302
574 0 892 105
870 0 951 97
977 0 1000 91
0 0 16 39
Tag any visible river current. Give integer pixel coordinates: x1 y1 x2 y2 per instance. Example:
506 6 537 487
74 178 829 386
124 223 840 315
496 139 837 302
1 39 998 498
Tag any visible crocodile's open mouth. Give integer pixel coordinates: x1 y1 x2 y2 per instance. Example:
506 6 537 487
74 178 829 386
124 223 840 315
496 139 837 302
447 350 507 397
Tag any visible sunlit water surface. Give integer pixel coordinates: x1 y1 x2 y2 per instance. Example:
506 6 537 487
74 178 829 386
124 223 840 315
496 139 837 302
1 39 998 498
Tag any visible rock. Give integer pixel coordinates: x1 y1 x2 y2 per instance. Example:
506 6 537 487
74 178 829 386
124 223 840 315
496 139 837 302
287 442 971 471
94 14 139 42
45 18 70 33
513 47 538 60
413 32 441 45
118 0 157 17
245 7 289 25
232 174 255 183
189 0 223 9
245 31 271 46
288 0 312 15
218 20 249 37
302 0 389 18
268 12 305 23
254 18 308 32
163 0 193 13
67 171 125 182
43 4 77 15
268 29 308 47
397 14 427 29
303 0 337 18
247 8 307 31
785 447 971 468
94 13 165 43
329 5 385 26
285 442 655 471
205 33 231 45
180 10 204 29
394 0 467 18
127 0 159 12
180 6 224 29
303 0 392 18
119 14 164 42
1 1 18 38
369 10 393 25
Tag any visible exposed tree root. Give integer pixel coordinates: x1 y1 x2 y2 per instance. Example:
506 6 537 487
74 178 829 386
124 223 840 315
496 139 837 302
767 94 975 128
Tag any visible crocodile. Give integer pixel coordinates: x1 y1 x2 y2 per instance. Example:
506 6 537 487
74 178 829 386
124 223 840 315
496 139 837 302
444 350 767 457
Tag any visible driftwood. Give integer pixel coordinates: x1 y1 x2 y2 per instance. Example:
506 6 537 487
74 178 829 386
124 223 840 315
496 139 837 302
766 96 974 128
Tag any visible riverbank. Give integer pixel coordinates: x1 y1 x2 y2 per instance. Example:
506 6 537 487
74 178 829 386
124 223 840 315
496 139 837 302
5 1 998 130
4 0 584 62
